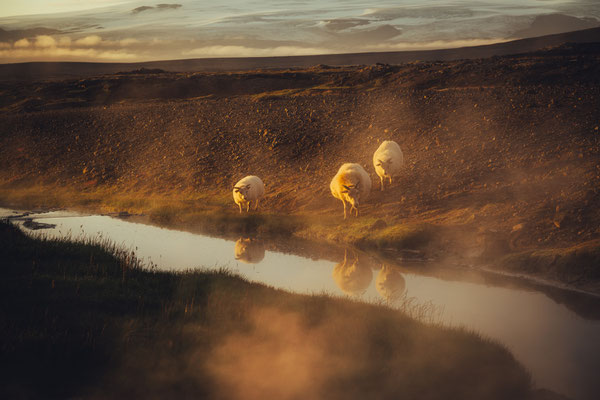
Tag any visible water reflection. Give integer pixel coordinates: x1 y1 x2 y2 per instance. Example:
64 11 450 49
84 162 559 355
332 249 373 296
3 208 600 400
234 238 265 264
376 265 406 302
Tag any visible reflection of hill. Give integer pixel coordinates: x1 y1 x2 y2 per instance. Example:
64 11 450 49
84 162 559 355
234 238 265 264
376 253 600 321
332 250 373 296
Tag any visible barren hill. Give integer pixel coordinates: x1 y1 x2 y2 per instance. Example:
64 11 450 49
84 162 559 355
1 41 599 293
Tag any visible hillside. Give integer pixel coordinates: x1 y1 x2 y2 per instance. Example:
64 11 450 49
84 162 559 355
1 42 599 293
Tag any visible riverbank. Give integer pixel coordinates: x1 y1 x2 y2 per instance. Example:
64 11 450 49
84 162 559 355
1 42 599 294
0 219 552 399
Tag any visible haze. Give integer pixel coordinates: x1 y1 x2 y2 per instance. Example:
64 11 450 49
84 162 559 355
0 0 599 62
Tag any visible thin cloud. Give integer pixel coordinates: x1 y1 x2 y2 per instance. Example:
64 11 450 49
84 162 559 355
368 38 509 51
119 38 139 46
182 45 335 58
0 47 138 62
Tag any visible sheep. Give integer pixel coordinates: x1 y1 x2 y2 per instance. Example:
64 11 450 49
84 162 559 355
375 264 406 302
332 249 373 296
234 238 265 264
373 140 404 191
330 163 372 219
232 175 265 213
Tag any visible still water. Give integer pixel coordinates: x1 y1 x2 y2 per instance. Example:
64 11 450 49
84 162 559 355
3 209 600 400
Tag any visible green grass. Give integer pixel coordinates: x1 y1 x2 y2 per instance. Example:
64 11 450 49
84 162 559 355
0 220 536 399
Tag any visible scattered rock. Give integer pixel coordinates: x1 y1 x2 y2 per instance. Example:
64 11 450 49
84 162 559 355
370 219 387 230
22 219 56 230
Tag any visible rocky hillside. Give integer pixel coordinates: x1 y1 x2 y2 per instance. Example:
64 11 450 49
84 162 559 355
1 42 599 291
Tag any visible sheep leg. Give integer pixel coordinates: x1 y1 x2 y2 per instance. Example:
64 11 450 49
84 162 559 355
389 176 393 187
380 176 385 191
238 203 243 214
354 206 360 217
342 200 348 219
254 198 260 211
246 202 250 212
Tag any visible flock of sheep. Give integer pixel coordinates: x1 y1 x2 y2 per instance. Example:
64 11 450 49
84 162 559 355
233 140 404 218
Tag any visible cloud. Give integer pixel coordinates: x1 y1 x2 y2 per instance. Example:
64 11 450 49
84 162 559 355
58 36 72 46
367 37 508 51
35 35 57 48
75 35 102 46
0 47 138 61
119 38 139 46
13 38 30 48
182 45 334 58
132 4 182 14
1 33 146 62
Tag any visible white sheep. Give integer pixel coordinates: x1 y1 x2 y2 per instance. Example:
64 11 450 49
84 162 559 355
234 238 265 264
232 175 265 213
330 163 372 219
375 264 406 301
373 140 404 190
332 249 373 296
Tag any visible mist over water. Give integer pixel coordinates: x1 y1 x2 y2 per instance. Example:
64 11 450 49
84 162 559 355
1 0 599 61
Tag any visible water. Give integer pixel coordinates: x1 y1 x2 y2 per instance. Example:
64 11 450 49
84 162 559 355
2 208 600 400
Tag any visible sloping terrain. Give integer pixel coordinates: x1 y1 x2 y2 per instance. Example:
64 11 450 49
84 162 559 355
1 42 599 292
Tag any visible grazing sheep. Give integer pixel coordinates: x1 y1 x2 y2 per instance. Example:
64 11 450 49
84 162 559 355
373 140 404 190
330 163 372 219
233 175 265 213
234 238 265 264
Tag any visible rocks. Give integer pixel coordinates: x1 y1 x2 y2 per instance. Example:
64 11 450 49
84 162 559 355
370 219 387 231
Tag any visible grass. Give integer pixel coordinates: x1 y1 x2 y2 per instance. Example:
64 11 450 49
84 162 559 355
0 220 536 399
0 184 437 251
495 239 600 284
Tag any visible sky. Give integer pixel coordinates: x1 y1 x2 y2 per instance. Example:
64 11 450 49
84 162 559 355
0 1 130 18
0 1 599 62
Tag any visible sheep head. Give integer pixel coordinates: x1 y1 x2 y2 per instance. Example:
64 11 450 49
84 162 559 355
375 158 393 176
340 183 361 208
233 184 251 200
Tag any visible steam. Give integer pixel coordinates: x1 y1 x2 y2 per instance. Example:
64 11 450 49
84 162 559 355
206 307 350 400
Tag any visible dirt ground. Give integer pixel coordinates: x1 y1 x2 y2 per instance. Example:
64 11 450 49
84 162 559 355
1 42 599 292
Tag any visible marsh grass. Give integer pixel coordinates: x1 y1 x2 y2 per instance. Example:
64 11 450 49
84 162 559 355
0 220 536 399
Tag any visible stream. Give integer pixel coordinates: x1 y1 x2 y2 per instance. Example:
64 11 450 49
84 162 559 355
2 208 600 400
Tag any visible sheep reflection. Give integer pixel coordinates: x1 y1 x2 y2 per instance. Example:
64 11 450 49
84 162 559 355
376 265 406 302
332 249 373 296
234 238 265 264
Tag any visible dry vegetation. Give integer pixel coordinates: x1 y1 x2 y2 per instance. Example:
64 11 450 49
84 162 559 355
1 43 599 292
